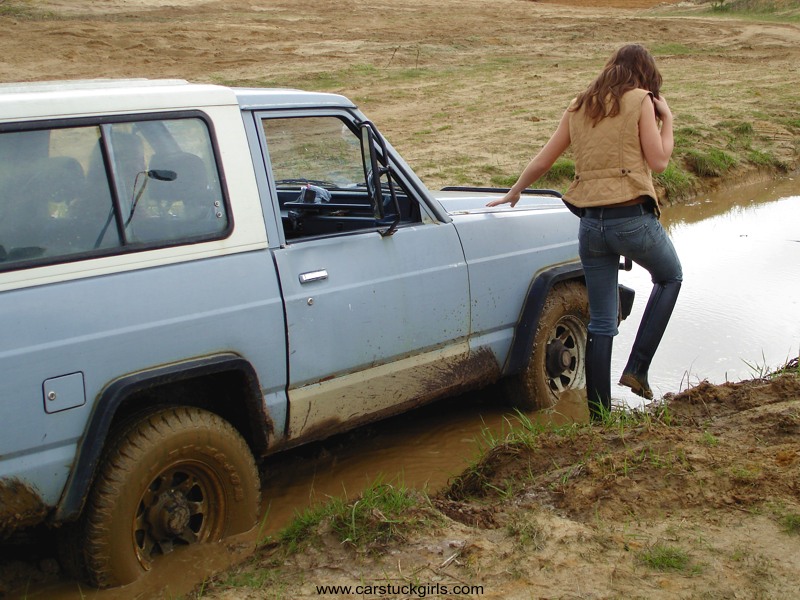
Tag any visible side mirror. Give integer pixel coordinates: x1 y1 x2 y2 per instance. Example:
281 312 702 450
359 121 400 237
360 123 384 220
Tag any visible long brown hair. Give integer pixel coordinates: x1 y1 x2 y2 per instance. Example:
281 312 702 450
571 44 662 125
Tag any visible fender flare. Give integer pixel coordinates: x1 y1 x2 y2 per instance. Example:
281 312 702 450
503 263 636 377
52 353 268 523
503 263 585 377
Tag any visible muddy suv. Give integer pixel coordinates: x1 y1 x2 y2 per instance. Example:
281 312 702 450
0 79 632 587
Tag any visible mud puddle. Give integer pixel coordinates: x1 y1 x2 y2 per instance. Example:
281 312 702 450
0 388 587 599
615 176 800 405
2 177 799 599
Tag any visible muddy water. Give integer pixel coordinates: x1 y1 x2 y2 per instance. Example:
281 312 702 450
4 177 799 599
614 176 800 405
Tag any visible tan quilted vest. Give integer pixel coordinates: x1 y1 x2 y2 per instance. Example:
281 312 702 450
563 88 659 210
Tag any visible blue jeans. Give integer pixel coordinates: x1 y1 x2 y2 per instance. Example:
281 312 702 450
579 211 682 336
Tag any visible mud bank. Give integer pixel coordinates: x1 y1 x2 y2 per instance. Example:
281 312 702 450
191 368 800 600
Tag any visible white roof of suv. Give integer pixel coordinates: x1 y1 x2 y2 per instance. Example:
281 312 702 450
0 79 238 121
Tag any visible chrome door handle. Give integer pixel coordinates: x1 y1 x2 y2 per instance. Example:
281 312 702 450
299 269 328 284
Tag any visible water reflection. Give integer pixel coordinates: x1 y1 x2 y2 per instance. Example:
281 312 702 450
615 177 800 405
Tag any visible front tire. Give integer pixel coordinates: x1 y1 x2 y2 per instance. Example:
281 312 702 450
74 406 260 588
505 281 589 410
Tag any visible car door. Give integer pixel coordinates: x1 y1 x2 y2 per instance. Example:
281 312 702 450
257 112 475 441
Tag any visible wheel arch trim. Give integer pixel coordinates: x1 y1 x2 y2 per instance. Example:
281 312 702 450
504 264 636 377
52 353 268 523
503 263 586 377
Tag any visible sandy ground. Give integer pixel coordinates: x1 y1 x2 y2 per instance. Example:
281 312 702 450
1 0 799 598
1 0 798 192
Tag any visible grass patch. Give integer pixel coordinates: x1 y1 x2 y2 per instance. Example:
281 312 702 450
654 162 695 202
638 543 699 574
781 513 800 535
333 481 422 548
487 158 574 191
701 430 720 447
746 354 799 379
539 158 575 188
651 43 696 56
674 125 705 149
730 121 755 136
279 478 429 554
683 148 737 177
278 498 340 554
216 567 275 590
0 0 54 19
489 173 519 188
769 356 799 377
708 0 800 20
747 149 788 170
506 513 546 550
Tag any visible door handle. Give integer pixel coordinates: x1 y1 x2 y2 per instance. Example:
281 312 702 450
299 269 328 284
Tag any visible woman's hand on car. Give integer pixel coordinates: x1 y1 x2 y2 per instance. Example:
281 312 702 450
487 189 521 207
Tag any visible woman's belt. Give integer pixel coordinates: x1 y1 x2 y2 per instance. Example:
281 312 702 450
580 196 654 219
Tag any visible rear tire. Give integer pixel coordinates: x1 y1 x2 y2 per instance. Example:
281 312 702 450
67 406 260 588
505 281 589 411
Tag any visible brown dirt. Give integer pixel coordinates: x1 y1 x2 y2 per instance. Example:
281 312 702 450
1 0 799 598
1 0 798 194
195 373 800 600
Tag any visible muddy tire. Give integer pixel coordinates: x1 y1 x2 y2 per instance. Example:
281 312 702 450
69 406 260 588
505 280 589 411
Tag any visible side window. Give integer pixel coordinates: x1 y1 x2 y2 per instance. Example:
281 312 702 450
0 126 121 263
0 116 228 271
265 117 365 187
262 116 420 241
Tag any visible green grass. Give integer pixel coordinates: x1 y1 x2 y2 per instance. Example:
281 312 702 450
730 121 755 136
715 120 788 170
654 163 695 202
781 513 800 535
538 158 575 188
0 1 32 17
704 0 800 20
651 43 697 56
638 543 699 574
488 158 576 192
747 149 788 170
0 0 58 19
278 498 339 554
744 354 800 379
683 147 737 177
278 477 428 554
332 480 421 547
489 173 519 188
673 125 705 150
506 513 546 550
769 356 799 377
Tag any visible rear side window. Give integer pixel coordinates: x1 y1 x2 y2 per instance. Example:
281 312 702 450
0 117 228 271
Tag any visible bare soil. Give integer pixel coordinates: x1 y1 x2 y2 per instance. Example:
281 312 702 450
197 372 800 600
1 0 799 598
1 0 798 193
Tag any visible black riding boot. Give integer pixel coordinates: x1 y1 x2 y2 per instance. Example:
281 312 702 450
619 281 681 400
586 333 613 421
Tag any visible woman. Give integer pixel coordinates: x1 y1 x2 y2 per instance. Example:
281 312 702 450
488 44 682 418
